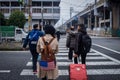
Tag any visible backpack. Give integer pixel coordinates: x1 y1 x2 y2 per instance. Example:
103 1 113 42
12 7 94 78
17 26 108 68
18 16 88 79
41 37 55 62
82 34 92 53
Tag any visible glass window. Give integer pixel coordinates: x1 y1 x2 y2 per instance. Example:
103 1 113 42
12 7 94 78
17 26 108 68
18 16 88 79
16 30 22 34
1 8 9 13
11 2 20 7
53 8 60 13
11 9 19 13
1 2 9 7
43 8 52 13
43 2 52 7
32 1 41 6
32 8 41 13
53 2 60 6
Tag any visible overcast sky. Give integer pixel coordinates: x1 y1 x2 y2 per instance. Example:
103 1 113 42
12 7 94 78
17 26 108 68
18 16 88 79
54 0 99 28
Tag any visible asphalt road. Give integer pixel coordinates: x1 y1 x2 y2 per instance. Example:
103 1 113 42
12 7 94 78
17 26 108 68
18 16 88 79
0 35 120 80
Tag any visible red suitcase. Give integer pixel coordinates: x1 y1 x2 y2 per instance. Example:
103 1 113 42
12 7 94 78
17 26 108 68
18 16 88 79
69 64 87 80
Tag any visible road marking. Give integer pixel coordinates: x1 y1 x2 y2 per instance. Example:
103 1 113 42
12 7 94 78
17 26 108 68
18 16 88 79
20 69 35 75
57 61 118 66
92 49 120 64
20 69 120 76
93 43 120 54
27 61 118 66
0 70 10 73
59 69 120 75
0 51 30 53
57 52 100 56
56 56 107 60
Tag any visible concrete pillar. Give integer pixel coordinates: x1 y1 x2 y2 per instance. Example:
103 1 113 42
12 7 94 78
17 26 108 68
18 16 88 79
99 17 102 28
88 16 90 28
110 11 112 34
112 5 120 36
79 16 84 24
9 0 11 14
112 6 118 29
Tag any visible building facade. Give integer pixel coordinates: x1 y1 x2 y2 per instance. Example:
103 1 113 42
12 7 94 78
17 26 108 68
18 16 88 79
0 0 60 29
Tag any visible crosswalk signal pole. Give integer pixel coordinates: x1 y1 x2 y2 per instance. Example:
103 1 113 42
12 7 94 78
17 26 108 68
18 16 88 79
28 0 32 31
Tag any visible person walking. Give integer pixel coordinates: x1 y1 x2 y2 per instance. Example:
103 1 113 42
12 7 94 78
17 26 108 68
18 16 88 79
23 24 44 73
74 24 91 64
55 30 61 42
37 25 59 80
66 26 76 61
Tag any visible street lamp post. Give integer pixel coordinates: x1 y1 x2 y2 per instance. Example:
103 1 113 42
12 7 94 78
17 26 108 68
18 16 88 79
28 0 32 31
70 7 73 27
94 0 97 29
41 1 44 31
9 0 11 14
104 0 107 34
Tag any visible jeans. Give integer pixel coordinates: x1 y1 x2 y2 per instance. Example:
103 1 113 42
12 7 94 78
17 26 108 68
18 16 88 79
74 52 87 64
30 49 38 71
68 48 74 60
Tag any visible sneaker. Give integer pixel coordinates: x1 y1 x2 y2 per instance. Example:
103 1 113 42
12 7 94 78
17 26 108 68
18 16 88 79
68 59 73 62
33 70 37 74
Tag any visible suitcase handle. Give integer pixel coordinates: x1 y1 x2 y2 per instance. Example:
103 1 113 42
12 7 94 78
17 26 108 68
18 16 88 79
73 57 80 64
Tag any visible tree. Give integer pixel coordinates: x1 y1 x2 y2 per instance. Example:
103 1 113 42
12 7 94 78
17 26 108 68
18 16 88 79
0 12 6 26
8 10 26 28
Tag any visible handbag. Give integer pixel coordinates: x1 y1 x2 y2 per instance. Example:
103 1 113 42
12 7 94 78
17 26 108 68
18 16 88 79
39 60 55 70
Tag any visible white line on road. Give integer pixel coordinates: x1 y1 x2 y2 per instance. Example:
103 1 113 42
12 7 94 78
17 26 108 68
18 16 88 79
0 70 10 73
92 49 120 65
93 43 120 54
20 69 120 76
57 53 100 56
20 69 35 75
27 61 118 66
56 56 107 60
59 69 120 75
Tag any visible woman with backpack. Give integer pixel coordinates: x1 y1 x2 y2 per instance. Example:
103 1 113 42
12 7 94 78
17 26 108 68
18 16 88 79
74 24 91 64
37 25 59 80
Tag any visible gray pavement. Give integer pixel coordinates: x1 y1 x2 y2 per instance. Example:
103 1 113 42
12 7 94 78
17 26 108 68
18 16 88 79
0 35 120 80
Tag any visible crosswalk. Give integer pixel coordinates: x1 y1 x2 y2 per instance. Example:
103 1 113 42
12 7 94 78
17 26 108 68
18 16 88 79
20 36 120 79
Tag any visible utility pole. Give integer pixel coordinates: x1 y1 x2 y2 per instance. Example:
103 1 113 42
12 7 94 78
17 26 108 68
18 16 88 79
9 0 11 14
94 0 97 29
70 7 73 27
104 0 107 34
88 4 92 29
28 0 32 31
41 1 44 31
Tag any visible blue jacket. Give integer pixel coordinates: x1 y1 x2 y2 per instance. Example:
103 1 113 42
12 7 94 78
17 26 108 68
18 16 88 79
23 29 44 50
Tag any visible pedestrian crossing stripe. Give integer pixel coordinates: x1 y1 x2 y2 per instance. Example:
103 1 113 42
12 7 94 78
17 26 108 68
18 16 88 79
59 69 120 75
0 70 10 73
56 56 107 60
57 61 118 66
20 69 35 75
30 53 103 60
26 61 118 67
57 53 100 56
20 69 120 76
58 45 66 48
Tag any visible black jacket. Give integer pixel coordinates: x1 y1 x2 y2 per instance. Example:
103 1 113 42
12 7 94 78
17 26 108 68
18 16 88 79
74 28 87 55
